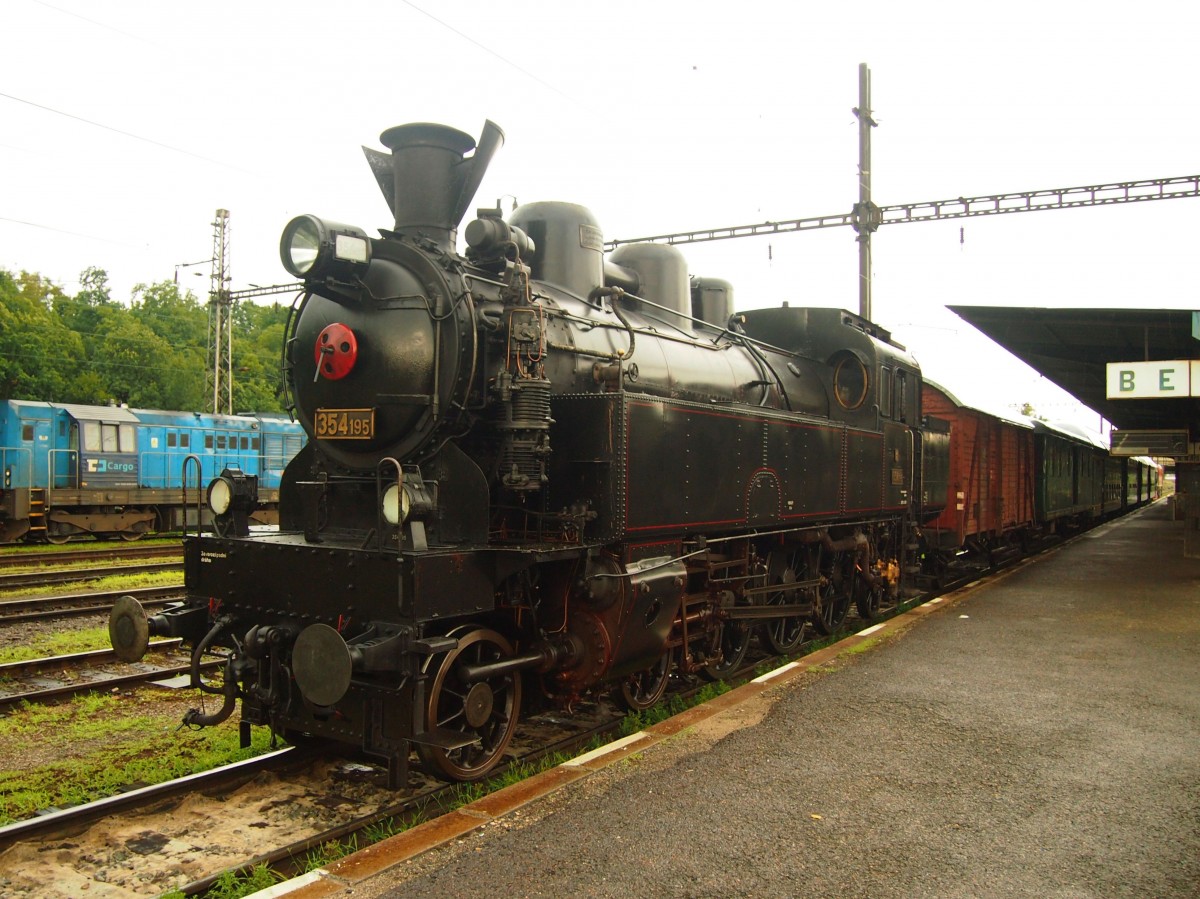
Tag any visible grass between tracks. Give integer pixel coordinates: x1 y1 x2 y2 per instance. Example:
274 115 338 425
0 623 115 665
0 568 181 602
0 692 275 826
0 537 180 557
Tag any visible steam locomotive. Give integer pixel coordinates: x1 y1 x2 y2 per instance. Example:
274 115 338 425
106 121 1144 786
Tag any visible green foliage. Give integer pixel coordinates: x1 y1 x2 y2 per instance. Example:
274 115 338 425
0 623 112 664
204 865 283 899
0 568 182 602
0 266 289 412
302 837 360 873
0 270 87 399
0 693 278 825
618 679 731 735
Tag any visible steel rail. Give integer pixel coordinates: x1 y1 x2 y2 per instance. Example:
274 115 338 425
0 585 182 624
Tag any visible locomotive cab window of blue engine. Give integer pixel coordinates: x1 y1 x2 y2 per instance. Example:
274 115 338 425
21 424 33 442
205 435 214 450
83 422 135 453
167 432 177 448
217 435 226 450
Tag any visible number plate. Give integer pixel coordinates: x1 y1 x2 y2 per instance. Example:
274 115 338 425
315 408 375 440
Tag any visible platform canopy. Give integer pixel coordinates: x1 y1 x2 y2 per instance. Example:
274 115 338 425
947 306 1200 440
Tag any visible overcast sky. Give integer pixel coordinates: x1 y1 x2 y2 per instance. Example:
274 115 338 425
4 0 1198 428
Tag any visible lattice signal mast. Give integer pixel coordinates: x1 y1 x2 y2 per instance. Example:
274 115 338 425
206 208 233 414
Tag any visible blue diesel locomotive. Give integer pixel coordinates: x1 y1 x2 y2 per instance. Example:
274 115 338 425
0 400 305 543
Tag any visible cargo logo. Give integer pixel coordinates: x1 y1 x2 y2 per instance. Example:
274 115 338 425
86 458 137 474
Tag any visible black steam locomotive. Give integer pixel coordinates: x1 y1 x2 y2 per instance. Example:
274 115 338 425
110 121 946 785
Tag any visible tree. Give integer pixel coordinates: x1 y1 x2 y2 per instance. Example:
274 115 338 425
0 267 292 411
0 269 87 400
129 280 207 348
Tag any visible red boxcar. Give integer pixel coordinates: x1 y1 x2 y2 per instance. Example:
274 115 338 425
921 380 1037 565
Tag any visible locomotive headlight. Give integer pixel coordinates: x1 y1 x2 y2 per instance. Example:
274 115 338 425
381 482 411 525
280 215 371 280
207 476 234 516
206 468 259 537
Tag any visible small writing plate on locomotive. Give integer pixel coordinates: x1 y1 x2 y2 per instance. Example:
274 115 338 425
315 408 375 440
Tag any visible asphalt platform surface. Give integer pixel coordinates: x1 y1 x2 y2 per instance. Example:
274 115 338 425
287 500 1200 899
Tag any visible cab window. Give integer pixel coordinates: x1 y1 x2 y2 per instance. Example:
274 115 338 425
878 367 892 417
894 370 908 423
833 355 869 410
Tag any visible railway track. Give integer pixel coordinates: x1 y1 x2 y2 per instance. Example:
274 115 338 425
0 590 899 898
0 584 181 624
0 640 221 709
0 543 182 570
0 534 1071 898
0 689 624 897
0 748 303 849
0 560 181 591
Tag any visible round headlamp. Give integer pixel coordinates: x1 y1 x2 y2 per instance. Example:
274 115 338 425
207 476 234 516
205 468 258 537
280 215 371 280
382 482 411 526
282 216 321 275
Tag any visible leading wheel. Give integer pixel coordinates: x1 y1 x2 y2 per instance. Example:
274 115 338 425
615 649 672 711
418 627 521 781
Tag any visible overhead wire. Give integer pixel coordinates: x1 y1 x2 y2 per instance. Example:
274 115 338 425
0 215 142 247
399 1 574 101
28 0 154 44
5 0 575 284
0 91 252 173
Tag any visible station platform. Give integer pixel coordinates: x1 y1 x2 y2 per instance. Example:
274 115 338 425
270 499 1200 899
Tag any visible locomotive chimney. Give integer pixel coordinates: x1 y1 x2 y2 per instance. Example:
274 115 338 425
363 120 504 253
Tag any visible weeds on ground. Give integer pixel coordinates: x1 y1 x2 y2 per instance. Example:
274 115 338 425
842 635 880 656
159 863 282 899
0 624 120 664
0 692 275 825
617 679 731 736
0 569 181 602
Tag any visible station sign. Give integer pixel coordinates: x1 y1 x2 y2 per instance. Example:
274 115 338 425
1105 360 1200 398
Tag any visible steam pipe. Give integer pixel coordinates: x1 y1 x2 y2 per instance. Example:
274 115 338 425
589 286 636 360
182 659 238 728
190 616 234 695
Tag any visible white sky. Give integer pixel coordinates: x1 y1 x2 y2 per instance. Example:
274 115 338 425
4 0 1199 430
